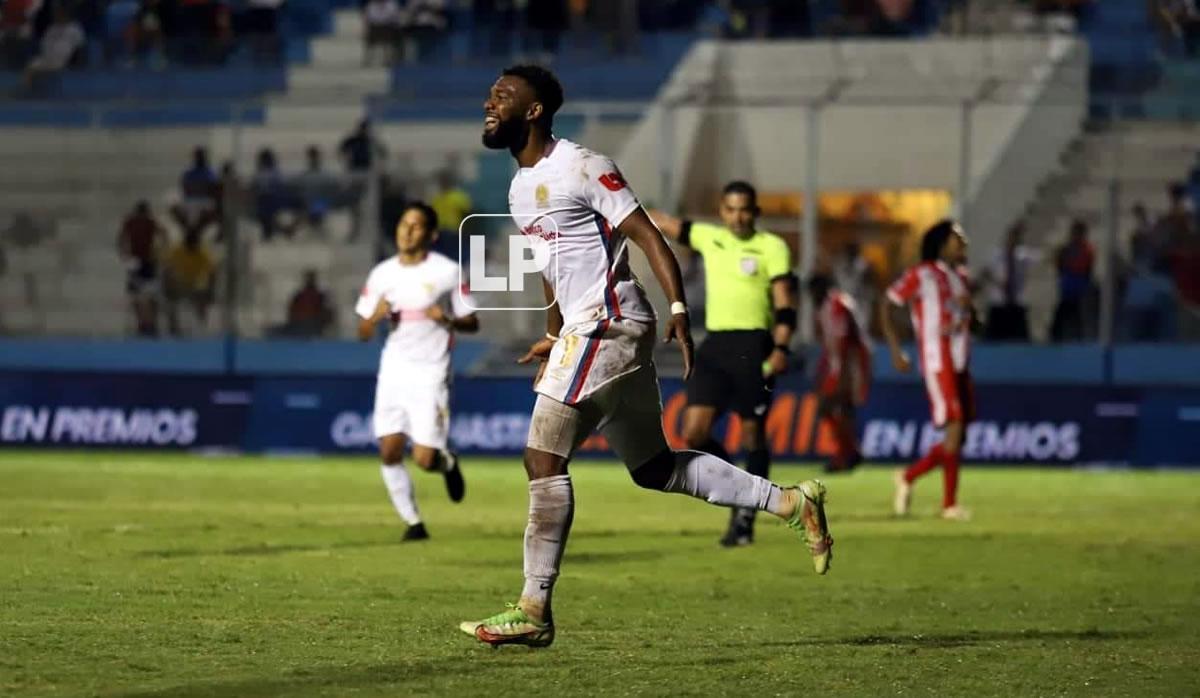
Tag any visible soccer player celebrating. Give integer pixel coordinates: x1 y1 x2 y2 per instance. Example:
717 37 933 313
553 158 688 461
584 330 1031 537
356 202 476 541
808 273 870 474
459 65 833 648
879 220 973 521
649 184 798 547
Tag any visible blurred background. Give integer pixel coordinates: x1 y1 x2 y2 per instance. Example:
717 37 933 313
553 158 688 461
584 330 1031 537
0 0 1197 464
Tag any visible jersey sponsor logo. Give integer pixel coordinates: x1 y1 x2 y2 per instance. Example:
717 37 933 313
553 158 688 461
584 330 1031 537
520 223 560 241
598 171 627 192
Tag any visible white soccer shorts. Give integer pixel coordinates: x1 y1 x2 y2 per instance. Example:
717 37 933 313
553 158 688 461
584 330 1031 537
372 380 450 450
527 362 669 470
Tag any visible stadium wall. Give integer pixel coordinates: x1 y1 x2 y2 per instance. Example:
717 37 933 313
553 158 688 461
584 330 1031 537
1 340 1198 466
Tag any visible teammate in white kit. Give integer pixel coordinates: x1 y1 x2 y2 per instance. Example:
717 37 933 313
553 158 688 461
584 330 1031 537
357 202 477 541
458 65 834 648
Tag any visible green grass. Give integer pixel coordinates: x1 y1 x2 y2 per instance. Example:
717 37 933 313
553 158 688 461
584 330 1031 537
1 452 1199 697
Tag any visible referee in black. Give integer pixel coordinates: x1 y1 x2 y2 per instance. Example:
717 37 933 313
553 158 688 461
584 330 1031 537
651 181 798 546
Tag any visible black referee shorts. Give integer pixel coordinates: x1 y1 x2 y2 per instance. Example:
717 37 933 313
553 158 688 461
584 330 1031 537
685 330 774 419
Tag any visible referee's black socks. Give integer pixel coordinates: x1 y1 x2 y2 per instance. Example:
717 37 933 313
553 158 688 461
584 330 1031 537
698 438 732 464
746 448 770 479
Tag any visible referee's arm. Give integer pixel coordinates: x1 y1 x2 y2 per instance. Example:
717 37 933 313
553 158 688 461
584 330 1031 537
766 274 799 375
647 210 691 247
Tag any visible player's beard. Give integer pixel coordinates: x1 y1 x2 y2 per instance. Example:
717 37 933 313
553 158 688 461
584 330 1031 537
482 117 527 151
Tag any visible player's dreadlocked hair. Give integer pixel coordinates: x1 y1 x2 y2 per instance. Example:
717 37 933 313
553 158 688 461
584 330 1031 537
502 64 564 127
806 272 834 301
403 201 439 232
920 219 958 262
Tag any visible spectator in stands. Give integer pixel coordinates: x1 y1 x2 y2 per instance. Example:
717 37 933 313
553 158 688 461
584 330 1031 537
1188 152 1200 226
126 0 171 67
525 0 567 60
979 220 1040 342
1156 0 1200 56
1130 203 1156 260
252 147 294 241
430 168 472 247
402 0 448 62
1 0 41 69
1122 228 1177 341
21 6 85 92
272 269 335 338
117 200 166 337
363 0 401 65
1050 219 1096 342
339 119 387 240
241 0 282 62
171 147 220 241
1155 182 1197 248
163 229 215 336
292 145 339 237
832 240 876 331
175 0 232 65
470 0 515 58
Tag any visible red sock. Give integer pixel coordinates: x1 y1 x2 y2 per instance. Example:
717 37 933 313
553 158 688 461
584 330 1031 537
942 449 960 509
905 444 944 483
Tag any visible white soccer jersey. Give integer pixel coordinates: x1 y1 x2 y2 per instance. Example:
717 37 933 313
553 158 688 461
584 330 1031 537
507 139 658 405
355 251 474 384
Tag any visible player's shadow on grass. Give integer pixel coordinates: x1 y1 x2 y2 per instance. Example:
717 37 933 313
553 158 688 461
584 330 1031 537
749 628 1146 650
107 657 502 698
135 539 403 559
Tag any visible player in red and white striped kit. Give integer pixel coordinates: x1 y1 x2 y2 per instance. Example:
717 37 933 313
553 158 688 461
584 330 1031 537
880 220 974 521
809 273 871 474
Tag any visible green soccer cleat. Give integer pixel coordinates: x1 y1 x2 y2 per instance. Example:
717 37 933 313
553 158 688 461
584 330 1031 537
458 604 555 648
786 479 833 575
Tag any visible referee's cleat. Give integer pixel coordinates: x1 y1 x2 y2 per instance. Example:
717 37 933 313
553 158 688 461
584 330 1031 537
719 508 755 547
459 604 555 648
402 523 430 541
441 451 465 503
786 479 833 575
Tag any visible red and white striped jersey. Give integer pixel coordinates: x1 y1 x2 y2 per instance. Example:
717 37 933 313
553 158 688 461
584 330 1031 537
886 261 971 373
816 290 868 372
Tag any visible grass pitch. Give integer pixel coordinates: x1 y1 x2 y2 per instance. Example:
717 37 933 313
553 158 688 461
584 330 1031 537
1 452 1198 697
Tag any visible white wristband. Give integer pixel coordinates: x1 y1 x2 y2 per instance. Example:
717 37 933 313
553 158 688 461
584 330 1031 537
545 332 559 341
670 301 688 316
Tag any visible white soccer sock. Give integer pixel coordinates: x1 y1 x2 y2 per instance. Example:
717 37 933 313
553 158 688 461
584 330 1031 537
520 474 574 622
665 450 788 516
380 463 422 526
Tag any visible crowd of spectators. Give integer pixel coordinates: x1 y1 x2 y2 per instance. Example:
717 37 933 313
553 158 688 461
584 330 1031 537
113 117 474 338
967 177 1200 345
1 0 284 89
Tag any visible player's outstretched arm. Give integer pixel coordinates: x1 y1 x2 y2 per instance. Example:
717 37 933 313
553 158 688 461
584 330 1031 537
619 207 694 378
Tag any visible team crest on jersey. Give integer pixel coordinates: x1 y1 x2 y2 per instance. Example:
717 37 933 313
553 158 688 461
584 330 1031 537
740 257 759 275
535 183 550 209
422 282 435 296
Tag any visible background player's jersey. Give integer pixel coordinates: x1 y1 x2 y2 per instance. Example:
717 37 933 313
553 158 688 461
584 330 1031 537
817 290 869 371
687 222 791 332
507 138 654 329
355 252 474 384
886 261 971 373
